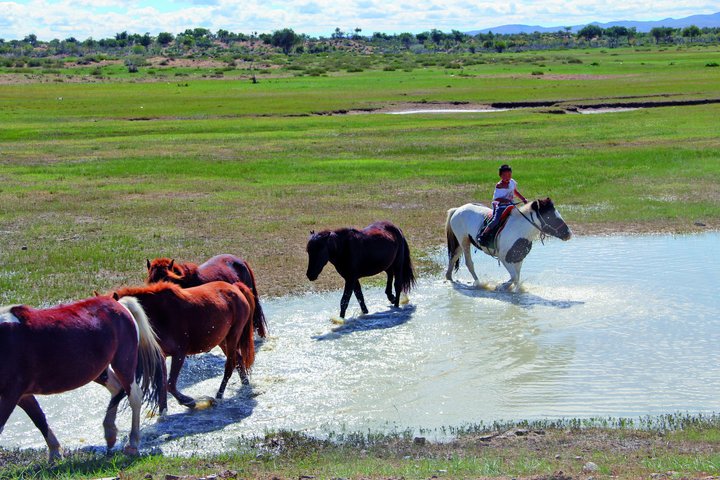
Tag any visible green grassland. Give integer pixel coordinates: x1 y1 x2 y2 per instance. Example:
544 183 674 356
1 46 719 304
1 43 720 479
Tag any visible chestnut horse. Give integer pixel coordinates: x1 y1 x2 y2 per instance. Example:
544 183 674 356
0 296 164 461
146 254 267 338
306 221 416 318
112 281 256 411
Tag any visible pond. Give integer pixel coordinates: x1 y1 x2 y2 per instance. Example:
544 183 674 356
2 233 718 455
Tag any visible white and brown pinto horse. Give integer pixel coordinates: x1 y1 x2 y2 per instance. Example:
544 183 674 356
0 296 164 461
445 198 572 291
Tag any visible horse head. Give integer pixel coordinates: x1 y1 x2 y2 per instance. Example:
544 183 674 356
306 230 336 281
146 257 184 284
532 198 572 241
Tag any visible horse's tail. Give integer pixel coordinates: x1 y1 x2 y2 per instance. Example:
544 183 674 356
234 282 257 372
236 259 267 338
445 208 461 273
118 296 165 411
400 235 416 294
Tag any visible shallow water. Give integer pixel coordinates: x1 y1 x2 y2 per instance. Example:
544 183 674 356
385 108 510 115
2 233 719 454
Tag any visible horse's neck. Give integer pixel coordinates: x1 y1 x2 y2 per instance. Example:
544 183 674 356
508 206 540 240
178 263 201 284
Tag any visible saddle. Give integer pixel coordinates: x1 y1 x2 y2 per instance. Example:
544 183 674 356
476 204 515 249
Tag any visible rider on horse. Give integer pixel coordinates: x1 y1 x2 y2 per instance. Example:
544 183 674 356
478 164 528 247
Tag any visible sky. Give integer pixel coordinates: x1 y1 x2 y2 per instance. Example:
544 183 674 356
0 0 718 41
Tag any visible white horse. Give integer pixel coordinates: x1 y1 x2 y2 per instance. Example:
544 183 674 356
445 198 572 291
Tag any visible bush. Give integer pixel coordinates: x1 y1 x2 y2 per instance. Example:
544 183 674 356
706 62 719 67
531 70 544 75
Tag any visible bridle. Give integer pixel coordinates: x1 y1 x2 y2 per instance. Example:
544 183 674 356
515 202 565 242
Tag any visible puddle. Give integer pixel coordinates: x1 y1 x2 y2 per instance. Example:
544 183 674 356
2 233 719 454
385 108 510 115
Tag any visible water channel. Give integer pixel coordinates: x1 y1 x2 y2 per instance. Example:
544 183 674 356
1 232 718 455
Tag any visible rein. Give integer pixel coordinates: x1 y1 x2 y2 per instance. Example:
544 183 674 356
514 204 548 244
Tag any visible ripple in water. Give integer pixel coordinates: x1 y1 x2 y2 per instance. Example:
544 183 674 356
2 233 719 454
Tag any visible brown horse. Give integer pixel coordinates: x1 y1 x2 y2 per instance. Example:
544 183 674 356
112 281 256 411
0 296 164 461
306 221 416 318
146 254 267 338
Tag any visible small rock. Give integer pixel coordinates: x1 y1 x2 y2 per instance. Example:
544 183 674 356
694 222 707 227
144 475 153 480
206 475 218 480
555 454 561 460
413 436 426 445
220 471 237 479
437 469 448 473
165 475 181 480
21 246 28 251
514 429 529 436
299 476 315 480
583 461 599 473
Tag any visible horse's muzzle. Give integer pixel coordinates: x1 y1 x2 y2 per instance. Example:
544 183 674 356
306 271 319 281
561 228 573 241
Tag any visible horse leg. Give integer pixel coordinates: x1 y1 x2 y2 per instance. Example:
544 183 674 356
339 281 353 318
392 269 403 308
352 280 369 315
167 354 196 408
446 240 462 281
101 369 125 452
385 270 396 304
124 376 144 456
462 241 481 287
0 387 23 436
17 395 62 462
216 342 238 400
500 260 523 292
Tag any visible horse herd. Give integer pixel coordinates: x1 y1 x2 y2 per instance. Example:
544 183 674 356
0 198 571 461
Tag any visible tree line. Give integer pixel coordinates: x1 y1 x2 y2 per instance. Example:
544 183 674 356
2 24 719 59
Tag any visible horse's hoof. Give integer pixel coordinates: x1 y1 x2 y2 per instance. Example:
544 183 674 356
194 396 216 410
123 445 139 456
399 293 410 305
473 280 482 288
330 317 345 325
48 449 63 463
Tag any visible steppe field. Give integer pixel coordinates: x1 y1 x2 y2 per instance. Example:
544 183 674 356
1 45 720 479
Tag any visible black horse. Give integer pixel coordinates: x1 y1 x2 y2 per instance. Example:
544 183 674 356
306 221 416 318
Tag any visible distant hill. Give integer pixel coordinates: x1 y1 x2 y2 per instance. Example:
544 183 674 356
467 11 720 35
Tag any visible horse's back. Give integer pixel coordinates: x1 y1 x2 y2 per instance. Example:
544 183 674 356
449 203 491 238
1 297 135 394
198 254 254 285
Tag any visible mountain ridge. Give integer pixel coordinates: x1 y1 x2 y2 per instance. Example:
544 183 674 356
466 11 720 35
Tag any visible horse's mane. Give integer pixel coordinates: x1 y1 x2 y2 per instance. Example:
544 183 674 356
518 198 555 216
115 281 182 297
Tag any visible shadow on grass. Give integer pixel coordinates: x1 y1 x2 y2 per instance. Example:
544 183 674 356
313 304 417 341
0 447 143 479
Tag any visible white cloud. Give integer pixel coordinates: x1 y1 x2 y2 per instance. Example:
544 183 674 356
0 0 716 40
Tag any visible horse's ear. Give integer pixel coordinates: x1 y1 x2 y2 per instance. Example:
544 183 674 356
112 292 120 301
146 258 151 270
93 290 100 297
169 259 174 269
531 200 540 213
310 230 315 236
